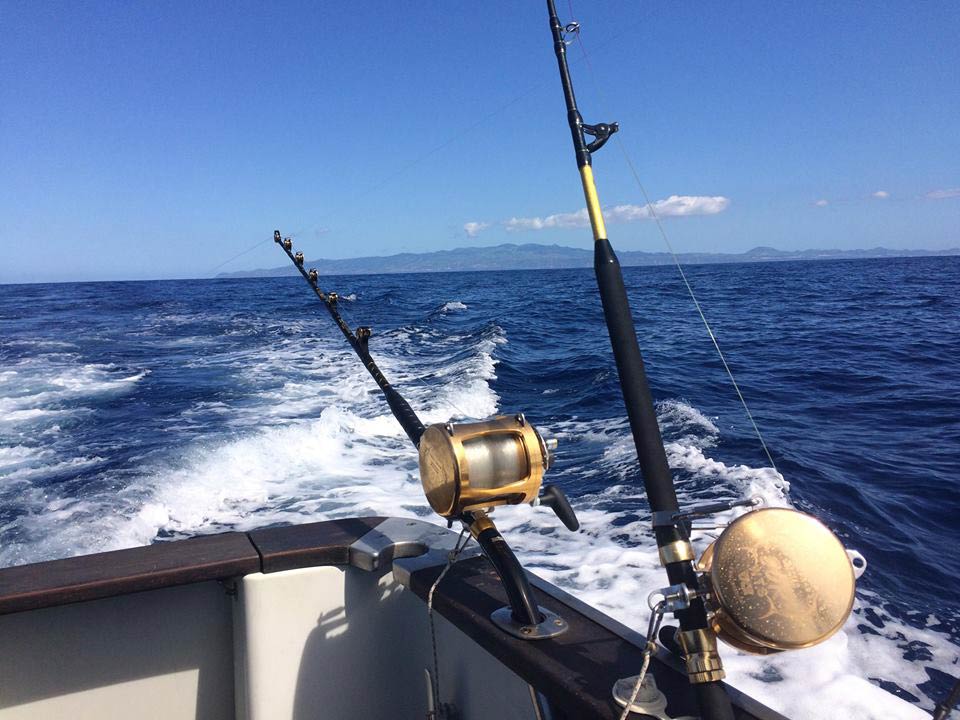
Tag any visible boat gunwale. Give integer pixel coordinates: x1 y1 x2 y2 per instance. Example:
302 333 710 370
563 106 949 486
0 516 779 720
0 517 385 615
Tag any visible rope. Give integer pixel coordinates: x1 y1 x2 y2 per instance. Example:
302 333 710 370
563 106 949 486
568 8 782 480
427 529 471 719
617 601 665 720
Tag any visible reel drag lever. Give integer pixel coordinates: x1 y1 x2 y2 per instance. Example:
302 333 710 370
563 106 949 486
537 484 579 531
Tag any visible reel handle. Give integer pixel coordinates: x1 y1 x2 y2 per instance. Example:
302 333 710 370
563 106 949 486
540 484 580 531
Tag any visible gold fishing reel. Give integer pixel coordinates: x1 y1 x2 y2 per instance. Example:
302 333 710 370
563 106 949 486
418 413 556 518
635 504 865 702
696 507 864 654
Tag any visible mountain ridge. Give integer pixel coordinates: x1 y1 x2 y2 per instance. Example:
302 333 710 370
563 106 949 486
217 242 959 278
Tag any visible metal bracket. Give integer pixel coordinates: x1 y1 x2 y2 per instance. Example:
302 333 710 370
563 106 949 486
652 496 763 530
648 583 697 614
359 520 568 641
349 517 477 573
612 674 670 720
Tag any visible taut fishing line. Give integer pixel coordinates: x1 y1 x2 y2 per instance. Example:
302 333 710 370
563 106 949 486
567 0 782 479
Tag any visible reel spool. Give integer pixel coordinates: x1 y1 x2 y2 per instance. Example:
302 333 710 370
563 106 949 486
418 414 554 518
697 507 861 654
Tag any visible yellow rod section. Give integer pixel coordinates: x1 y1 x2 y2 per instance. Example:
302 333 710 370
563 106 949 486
579 165 607 241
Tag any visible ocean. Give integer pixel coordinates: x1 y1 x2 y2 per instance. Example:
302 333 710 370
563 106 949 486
1 255 957 719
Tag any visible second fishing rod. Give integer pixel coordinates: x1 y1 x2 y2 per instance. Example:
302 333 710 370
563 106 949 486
272 230 580 635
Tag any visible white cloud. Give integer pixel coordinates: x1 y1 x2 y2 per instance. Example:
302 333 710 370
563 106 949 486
926 188 960 200
463 221 489 238
610 195 729 220
872 190 890 199
502 195 729 232
504 208 590 232
814 199 829 207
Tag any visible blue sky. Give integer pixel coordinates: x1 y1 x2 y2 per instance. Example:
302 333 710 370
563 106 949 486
1 1 957 283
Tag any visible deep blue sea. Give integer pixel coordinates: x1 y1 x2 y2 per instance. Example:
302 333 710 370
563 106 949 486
1 256 957 719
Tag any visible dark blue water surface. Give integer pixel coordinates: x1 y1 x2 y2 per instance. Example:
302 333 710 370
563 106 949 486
1 256 958 716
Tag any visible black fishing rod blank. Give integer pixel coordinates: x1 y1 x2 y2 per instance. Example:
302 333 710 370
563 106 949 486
272 231 579 635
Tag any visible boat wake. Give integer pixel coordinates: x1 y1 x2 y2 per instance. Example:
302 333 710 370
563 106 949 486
0 280 956 720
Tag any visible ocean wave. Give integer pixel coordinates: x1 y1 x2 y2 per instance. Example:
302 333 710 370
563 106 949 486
0 360 147 415
427 300 469 319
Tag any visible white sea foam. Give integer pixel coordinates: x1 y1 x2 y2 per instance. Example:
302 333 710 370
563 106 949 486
0 360 147 418
0 356 151 562
441 300 468 312
3 455 106 483
0 358 147 448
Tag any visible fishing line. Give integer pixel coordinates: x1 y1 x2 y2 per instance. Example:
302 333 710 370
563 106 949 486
567 3 782 479
210 225 314 274
209 236 274 273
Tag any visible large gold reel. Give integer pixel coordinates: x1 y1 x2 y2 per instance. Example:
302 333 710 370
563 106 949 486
418 414 552 517
699 507 859 654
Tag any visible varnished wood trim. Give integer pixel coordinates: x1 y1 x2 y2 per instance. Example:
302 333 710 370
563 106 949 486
0 517 388 615
0 532 259 616
249 517 386 573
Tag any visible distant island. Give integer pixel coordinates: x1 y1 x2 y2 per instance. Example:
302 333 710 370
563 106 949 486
217 243 959 278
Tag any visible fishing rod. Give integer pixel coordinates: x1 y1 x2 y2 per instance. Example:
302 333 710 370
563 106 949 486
272 231 424 445
543 4 732 717
544 2 865 718
272 230 579 636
